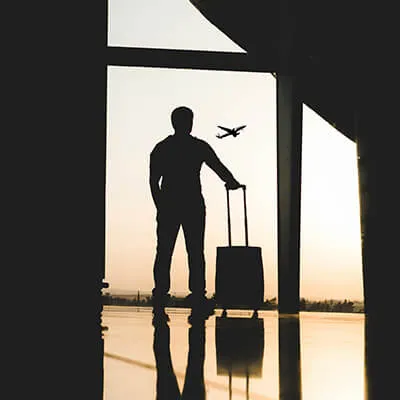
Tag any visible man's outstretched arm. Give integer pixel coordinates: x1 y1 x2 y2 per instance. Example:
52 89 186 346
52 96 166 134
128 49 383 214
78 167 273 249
204 144 242 189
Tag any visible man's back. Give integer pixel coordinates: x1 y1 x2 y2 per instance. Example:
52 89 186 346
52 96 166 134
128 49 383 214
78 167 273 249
150 134 210 203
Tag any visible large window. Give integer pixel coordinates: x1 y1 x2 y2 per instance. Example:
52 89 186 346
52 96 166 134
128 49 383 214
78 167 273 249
105 66 277 298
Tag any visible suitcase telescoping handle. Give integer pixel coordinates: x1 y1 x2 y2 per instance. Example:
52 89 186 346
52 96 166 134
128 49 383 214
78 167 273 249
226 185 248 247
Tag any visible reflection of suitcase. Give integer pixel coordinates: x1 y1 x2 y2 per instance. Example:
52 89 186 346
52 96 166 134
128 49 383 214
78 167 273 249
215 186 264 313
215 316 264 399
215 316 264 378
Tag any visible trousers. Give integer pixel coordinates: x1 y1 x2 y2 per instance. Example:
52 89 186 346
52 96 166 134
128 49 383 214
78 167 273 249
153 201 206 298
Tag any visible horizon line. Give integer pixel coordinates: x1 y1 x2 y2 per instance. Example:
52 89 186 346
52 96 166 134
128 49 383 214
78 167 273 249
102 289 364 303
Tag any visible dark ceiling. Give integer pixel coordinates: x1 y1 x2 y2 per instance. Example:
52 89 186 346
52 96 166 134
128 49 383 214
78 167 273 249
190 0 394 142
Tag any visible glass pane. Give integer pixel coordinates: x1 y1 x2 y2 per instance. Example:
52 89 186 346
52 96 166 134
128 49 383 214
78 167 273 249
108 0 245 52
300 104 363 301
105 66 276 299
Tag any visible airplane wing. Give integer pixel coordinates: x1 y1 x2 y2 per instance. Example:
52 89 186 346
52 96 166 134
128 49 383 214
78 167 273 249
218 125 233 133
216 132 231 138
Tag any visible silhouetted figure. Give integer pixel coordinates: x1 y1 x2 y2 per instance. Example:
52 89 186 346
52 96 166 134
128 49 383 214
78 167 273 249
153 314 207 400
150 106 242 314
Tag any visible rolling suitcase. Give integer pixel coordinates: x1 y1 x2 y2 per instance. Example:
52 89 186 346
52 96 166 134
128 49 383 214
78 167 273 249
215 186 264 314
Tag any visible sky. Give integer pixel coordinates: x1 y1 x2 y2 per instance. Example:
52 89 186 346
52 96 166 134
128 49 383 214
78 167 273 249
105 0 363 301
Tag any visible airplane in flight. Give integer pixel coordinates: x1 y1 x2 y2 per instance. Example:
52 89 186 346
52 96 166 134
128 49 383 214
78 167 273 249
216 125 246 139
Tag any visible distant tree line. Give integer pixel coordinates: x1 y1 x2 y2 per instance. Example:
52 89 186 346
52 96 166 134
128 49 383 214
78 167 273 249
102 292 364 313
299 298 363 313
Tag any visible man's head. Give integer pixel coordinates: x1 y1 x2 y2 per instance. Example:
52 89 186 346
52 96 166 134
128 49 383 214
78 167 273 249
171 106 193 135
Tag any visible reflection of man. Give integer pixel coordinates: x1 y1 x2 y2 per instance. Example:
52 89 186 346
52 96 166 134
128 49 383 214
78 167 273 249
150 106 242 316
153 320 180 399
153 316 206 400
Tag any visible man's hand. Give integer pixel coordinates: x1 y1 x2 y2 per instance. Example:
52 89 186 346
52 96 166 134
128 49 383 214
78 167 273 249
225 180 243 190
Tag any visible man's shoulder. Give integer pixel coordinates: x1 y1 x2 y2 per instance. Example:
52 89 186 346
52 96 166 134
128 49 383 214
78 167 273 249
151 135 173 154
152 135 211 155
191 136 211 149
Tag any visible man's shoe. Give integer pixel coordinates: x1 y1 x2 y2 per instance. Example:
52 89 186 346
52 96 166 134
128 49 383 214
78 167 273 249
151 293 171 309
152 307 170 324
183 293 195 308
188 304 214 324
191 297 215 317
188 311 208 325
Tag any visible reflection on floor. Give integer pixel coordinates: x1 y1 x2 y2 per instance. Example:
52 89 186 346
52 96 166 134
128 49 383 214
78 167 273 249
103 307 369 400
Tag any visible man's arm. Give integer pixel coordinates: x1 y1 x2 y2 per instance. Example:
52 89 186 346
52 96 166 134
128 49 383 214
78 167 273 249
149 150 162 209
204 143 242 189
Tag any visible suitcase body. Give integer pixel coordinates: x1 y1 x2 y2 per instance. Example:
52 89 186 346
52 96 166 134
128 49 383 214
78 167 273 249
215 186 264 311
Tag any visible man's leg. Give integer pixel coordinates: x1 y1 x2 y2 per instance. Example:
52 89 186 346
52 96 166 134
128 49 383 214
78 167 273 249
152 210 180 308
182 204 206 303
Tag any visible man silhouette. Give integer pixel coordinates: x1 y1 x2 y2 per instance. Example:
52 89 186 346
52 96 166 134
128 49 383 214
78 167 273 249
150 106 242 316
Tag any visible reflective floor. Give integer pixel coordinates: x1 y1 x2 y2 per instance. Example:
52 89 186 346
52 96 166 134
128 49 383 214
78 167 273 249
102 306 367 399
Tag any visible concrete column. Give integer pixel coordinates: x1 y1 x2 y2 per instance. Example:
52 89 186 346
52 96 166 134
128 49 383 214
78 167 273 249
276 76 303 314
355 85 398 395
276 0 303 314
66 2 108 398
355 102 397 316
355 68 398 400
